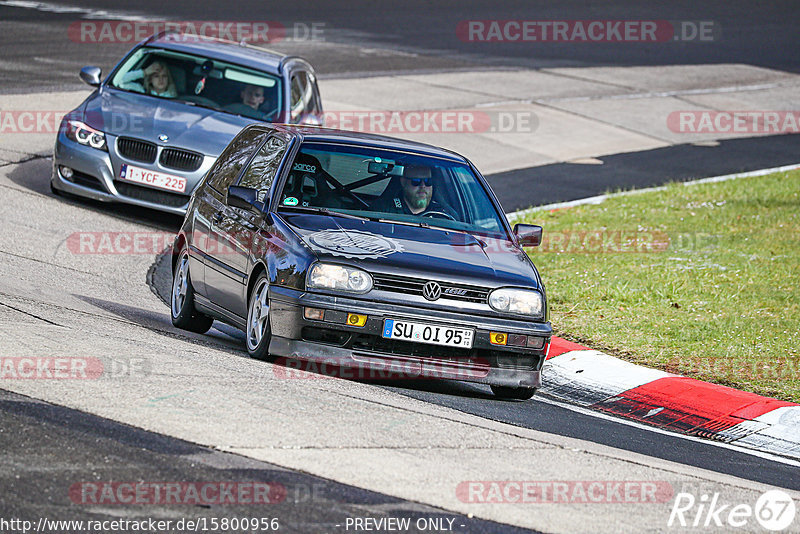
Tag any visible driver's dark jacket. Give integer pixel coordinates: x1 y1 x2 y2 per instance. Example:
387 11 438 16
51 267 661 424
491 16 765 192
370 194 457 218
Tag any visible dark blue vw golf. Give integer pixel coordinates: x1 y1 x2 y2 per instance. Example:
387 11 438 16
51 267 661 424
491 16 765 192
171 123 551 399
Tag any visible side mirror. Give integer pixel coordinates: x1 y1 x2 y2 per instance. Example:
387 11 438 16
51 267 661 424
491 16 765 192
227 185 266 214
79 66 102 87
514 224 543 247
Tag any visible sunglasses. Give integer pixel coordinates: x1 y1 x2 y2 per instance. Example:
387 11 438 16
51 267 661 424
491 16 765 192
408 178 432 187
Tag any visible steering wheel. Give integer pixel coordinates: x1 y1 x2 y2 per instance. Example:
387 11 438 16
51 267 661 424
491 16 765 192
422 210 456 221
260 104 281 121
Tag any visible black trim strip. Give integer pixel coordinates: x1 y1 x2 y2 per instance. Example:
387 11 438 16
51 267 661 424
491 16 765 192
203 253 247 285
194 294 246 329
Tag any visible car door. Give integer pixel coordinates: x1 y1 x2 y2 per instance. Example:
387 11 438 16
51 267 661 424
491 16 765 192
206 133 289 317
193 127 267 305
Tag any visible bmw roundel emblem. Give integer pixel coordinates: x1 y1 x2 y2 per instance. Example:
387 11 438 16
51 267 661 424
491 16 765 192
422 281 442 301
158 134 169 142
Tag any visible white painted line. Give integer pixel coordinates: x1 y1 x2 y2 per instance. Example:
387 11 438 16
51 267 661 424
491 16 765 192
540 82 784 103
533 394 800 468
507 162 800 220
0 0 157 21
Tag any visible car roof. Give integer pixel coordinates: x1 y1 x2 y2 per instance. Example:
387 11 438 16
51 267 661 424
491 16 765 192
144 32 304 74
251 124 469 162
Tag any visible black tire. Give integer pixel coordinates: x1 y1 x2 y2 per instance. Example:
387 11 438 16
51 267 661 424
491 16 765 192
246 272 273 361
171 246 214 334
491 385 537 400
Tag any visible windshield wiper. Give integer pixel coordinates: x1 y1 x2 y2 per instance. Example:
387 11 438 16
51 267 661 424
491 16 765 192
172 98 198 107
277 205 376 222
377 217 430 229
375 216 488 245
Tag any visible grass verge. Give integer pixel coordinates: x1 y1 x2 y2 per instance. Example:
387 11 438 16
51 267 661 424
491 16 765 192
517 169 800 402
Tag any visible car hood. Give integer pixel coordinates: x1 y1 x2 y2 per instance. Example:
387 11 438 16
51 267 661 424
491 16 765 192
281 213 540 289
81 88 256 156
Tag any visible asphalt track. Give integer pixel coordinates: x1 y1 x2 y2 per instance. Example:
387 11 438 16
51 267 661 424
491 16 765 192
2 0 800 95
2 1 800 532
0 389 533 534
488 133 800 211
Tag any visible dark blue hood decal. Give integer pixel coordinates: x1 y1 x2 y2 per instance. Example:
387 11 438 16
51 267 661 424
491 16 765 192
281 212 539 289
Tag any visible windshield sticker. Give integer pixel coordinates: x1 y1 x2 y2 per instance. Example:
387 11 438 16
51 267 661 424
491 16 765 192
306 229 404 259
283 197 299 206
292 163 316 173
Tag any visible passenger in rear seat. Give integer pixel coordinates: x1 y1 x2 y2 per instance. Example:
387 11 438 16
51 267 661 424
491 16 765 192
224 84 271 119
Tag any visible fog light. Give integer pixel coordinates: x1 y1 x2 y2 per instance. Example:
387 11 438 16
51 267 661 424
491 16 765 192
304 307 324 320
490 332 508 345
526 336 545 349
59 166 74 179
346 313 367 327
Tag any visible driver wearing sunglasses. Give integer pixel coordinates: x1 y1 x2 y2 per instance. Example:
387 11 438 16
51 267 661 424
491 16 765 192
371 165 457 218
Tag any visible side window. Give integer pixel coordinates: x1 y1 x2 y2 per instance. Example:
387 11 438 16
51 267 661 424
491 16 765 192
237 135 288 191
207 129 266 193
290 71 321 123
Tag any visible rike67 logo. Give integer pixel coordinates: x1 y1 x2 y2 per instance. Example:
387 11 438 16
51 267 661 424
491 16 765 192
669 490 797 531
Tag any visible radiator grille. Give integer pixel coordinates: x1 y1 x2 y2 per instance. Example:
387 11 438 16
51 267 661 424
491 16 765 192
160 148 203 172
372 273 489 304
117 137 156 163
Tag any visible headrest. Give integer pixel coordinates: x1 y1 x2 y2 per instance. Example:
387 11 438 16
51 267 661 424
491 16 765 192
291 153 322 175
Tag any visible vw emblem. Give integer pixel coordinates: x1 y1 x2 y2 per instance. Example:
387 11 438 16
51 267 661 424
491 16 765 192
158 134 169 142
422 281 442 301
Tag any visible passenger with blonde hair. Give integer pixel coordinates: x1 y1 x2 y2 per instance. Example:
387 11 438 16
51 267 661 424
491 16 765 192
119 60 178 98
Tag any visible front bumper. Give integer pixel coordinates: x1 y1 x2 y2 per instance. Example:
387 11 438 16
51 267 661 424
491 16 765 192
51 132 201 216
268 286 552 389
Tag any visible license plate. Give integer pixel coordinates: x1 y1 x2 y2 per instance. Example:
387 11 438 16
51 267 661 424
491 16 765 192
382 319 474 349
119 163 186 193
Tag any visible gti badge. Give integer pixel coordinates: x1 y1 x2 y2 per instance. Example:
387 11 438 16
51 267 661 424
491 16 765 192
444 287 468 296
422 281 442 301
158 134 169 142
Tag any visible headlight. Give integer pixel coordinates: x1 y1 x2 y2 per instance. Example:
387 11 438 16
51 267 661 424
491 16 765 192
65 120 107 151
307 263 372 294
488 288 543 318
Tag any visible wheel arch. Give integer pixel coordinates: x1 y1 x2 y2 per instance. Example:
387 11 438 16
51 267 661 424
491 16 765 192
246 260 270 302
171 233 187 275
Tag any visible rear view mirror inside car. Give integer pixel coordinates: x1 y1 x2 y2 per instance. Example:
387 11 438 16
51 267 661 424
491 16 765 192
367 161 401 175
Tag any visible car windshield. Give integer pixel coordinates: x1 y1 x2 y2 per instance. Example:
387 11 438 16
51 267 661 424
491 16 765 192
277 142 509 238
109 46 282 121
